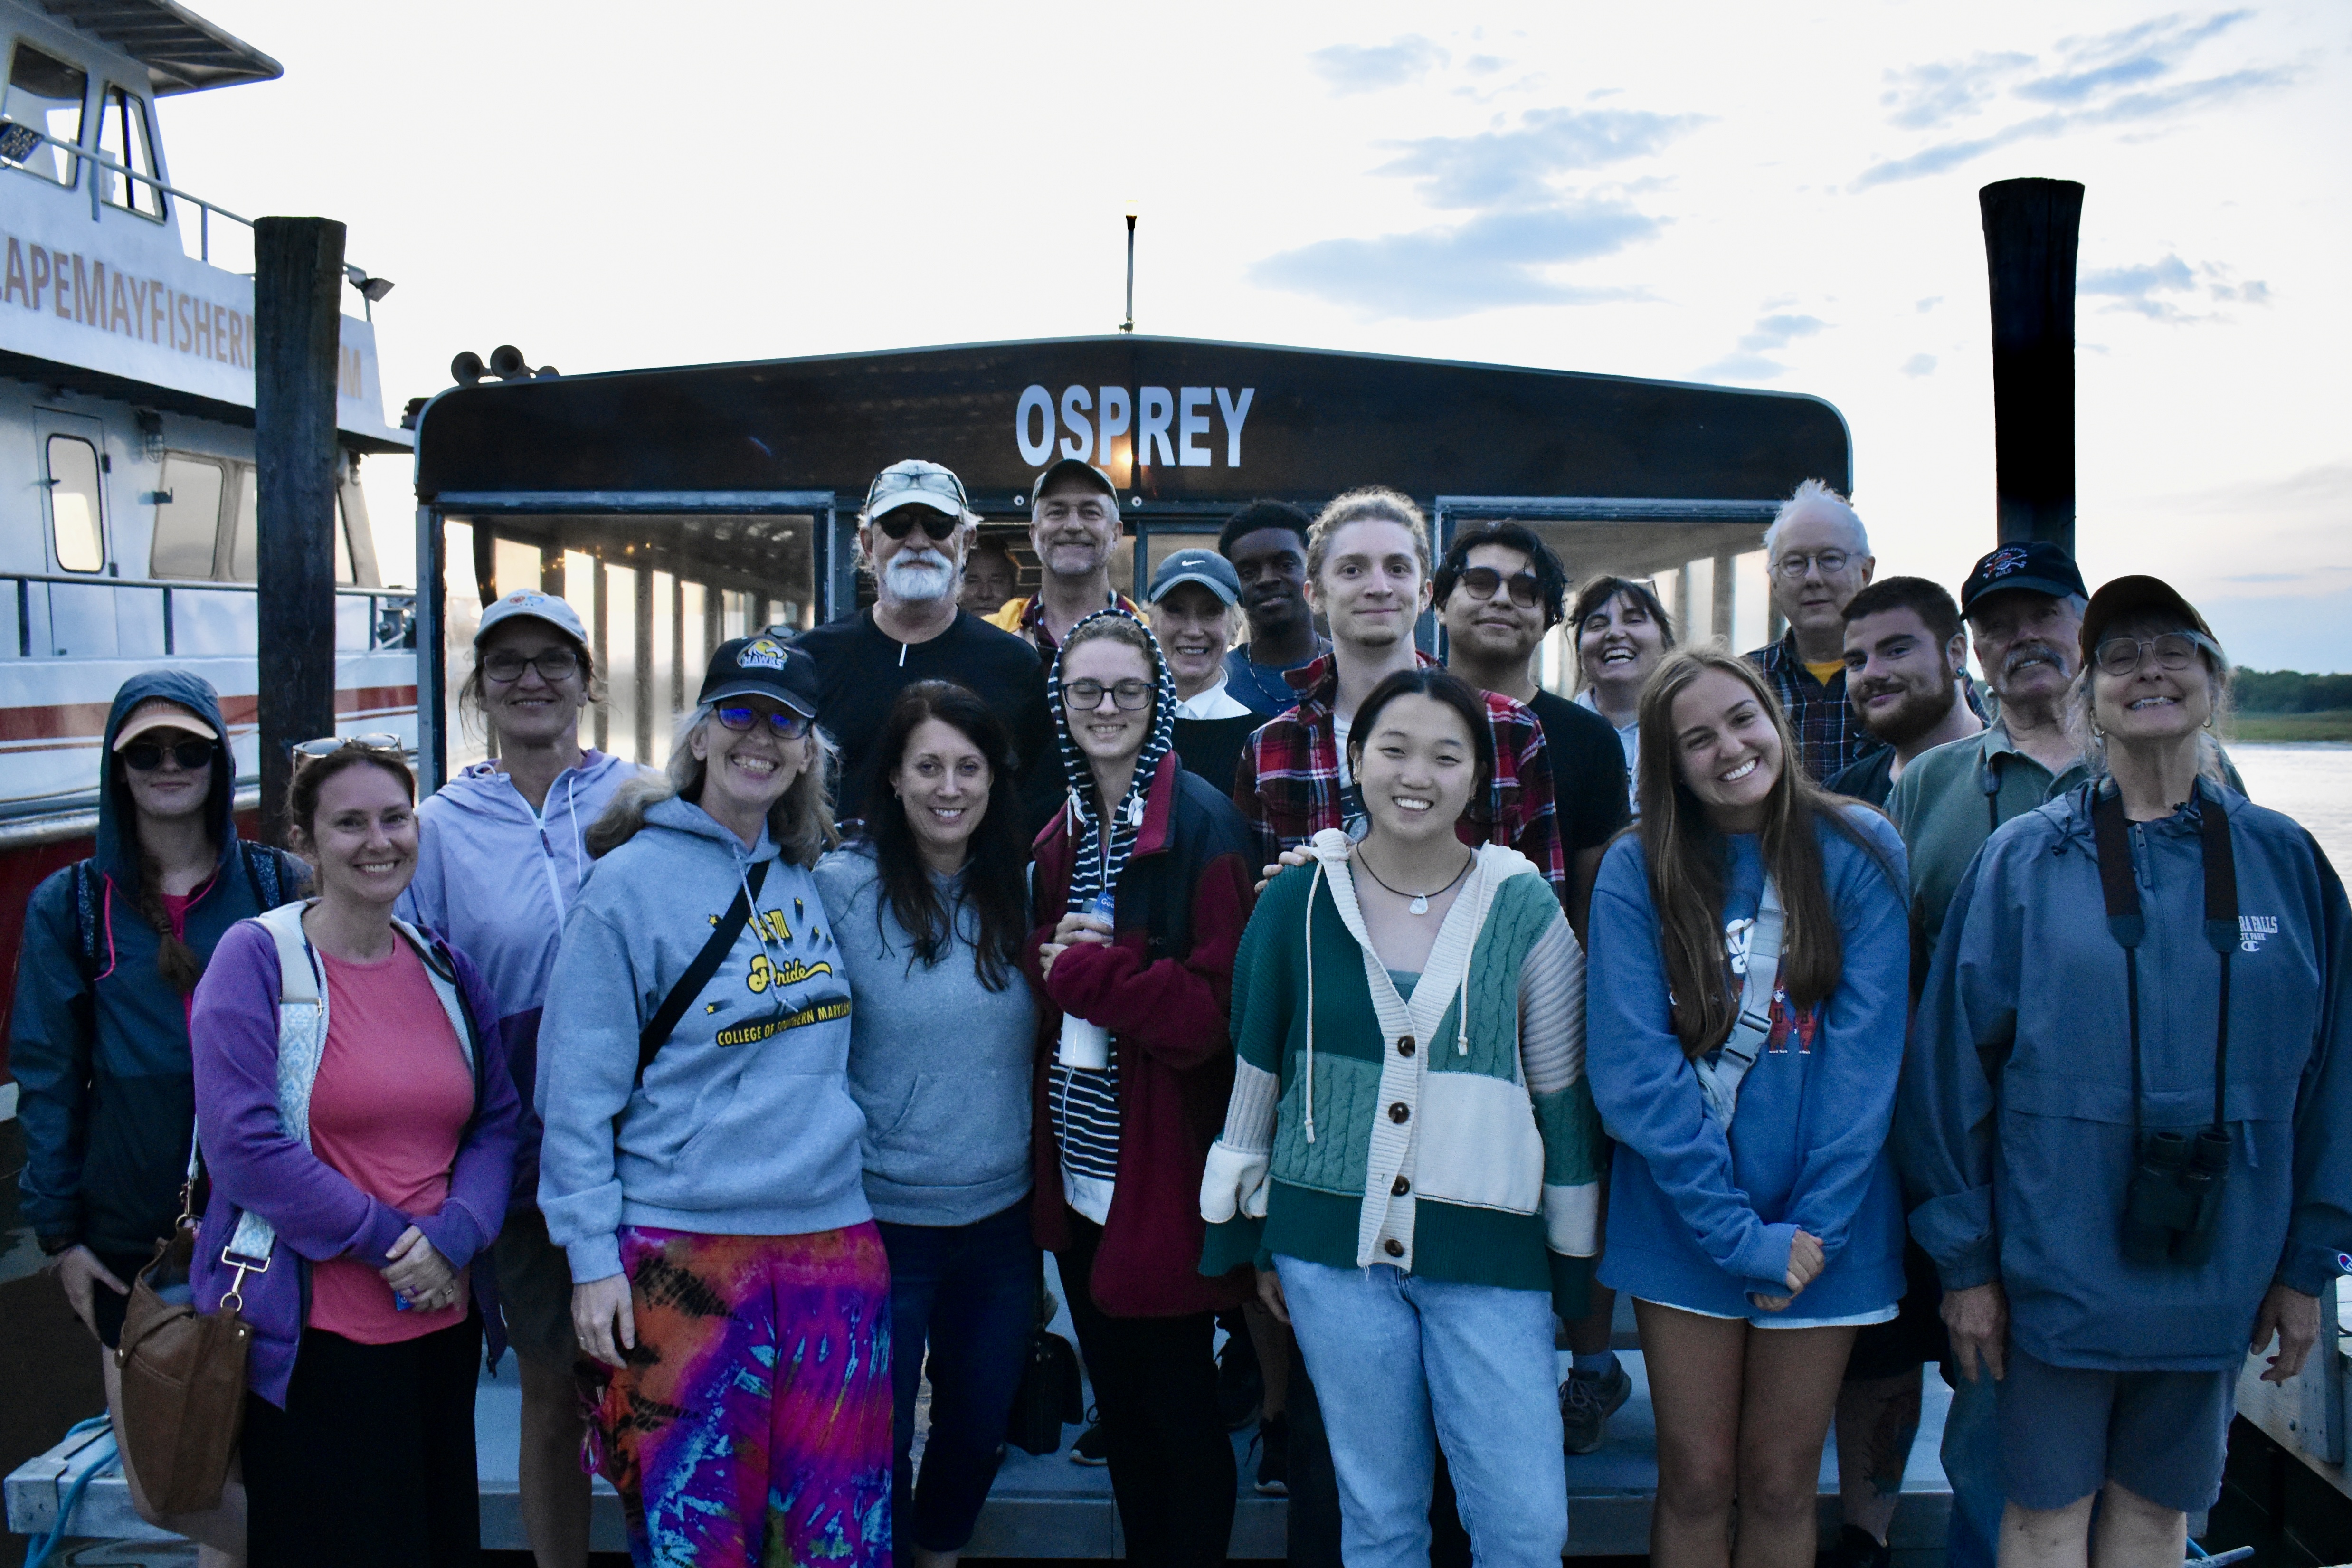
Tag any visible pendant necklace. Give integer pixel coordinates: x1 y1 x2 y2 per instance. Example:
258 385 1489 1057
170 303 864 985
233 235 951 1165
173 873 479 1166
1354 844 1473 915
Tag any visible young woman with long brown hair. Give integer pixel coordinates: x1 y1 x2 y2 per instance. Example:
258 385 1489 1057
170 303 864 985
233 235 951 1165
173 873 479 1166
1583 648 1909 1568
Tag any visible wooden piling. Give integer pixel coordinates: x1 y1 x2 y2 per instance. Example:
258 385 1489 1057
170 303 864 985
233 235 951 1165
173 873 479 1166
1979 178 2085 552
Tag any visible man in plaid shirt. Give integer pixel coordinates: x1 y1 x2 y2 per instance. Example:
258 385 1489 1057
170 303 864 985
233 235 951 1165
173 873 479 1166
1745 479 1884 782
1232 488 1566 898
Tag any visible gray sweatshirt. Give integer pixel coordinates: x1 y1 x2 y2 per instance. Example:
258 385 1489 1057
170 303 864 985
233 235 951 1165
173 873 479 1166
813 845 1036 1226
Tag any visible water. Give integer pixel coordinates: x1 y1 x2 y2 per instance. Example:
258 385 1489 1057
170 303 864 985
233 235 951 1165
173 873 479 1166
2230 743 2352 870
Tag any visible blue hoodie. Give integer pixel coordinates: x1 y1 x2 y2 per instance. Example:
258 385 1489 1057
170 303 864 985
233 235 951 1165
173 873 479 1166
1585 806 1911 1318
398 749 641 1206
10 671 305 1257
537 793 868 1283
1901 779 2352 1371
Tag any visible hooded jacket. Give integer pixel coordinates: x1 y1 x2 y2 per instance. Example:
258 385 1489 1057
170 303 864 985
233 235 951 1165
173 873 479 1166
537 794 868 1285
1025 615 1255 1317
11 671 305 1258
398 750 641 1207
1901 778 2352 1371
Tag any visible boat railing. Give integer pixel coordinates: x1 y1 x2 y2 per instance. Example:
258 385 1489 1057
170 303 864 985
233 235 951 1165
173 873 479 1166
0 569 415 660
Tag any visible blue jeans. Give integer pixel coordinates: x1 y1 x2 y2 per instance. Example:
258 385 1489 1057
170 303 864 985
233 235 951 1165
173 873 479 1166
877 1198 1039 1559
1275 1255 1567 1568
1941 1366 2006 1568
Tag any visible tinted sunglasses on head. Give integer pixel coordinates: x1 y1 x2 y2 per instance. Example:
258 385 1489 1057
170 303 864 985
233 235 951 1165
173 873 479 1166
866 465 969 518
292 732 406 760
122 739 216 772
1457 565 1544 610
715 706 814 739
2095 632 2221 679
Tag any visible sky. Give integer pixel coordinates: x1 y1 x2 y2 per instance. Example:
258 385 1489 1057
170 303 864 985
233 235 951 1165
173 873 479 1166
153 0 2352 669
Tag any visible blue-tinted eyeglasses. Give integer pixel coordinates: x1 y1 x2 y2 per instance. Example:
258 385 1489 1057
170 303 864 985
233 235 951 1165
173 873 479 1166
715 706 813 739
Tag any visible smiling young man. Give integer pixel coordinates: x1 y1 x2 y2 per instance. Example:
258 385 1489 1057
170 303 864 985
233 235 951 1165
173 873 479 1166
1145 547 1262 797
986 458 1140 654
1745 480 1879 781
1217 501 1330 716
1828 578 1984 809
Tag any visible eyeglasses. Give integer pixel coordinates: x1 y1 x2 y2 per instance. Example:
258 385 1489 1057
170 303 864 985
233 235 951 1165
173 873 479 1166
865 464 969 517
1455 565 1544 610
2094 631 2220 679
121 739 216 772
1062 679 1154 712
481 647 581 683
292 732 405 759
1771 550 1852 581
873 508 960 542
714 706 814 739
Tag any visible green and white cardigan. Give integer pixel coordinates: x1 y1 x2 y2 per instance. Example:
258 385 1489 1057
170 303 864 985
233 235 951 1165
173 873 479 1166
1199 831 1602 1313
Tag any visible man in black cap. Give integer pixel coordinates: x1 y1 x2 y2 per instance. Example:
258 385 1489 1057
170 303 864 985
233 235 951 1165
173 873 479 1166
986 458 1139 654
793 459 1055 830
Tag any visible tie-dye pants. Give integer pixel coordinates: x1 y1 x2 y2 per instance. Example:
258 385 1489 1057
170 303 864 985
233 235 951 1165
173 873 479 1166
587 1223 893 1568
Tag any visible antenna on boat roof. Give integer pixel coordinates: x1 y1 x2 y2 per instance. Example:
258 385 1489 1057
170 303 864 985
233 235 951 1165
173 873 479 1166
1121 204 1137 334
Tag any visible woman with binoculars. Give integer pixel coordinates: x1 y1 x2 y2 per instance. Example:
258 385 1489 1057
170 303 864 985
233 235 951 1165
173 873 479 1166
1902 575 2352 1568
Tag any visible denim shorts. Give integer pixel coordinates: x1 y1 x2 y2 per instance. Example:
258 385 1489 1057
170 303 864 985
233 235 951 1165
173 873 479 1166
1995 1345 2236 1512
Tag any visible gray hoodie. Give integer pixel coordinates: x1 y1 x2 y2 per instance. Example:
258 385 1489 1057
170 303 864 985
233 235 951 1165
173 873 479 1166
538 795 867 1282
814 844 1035 1226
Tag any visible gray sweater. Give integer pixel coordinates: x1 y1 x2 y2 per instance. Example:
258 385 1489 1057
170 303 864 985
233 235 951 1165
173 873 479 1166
813 845 1037 1226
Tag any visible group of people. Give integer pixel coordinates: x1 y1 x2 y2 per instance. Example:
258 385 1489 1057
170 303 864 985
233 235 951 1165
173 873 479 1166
13 454 2348 1568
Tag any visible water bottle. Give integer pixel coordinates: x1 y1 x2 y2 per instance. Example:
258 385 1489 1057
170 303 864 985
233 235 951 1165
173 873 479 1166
1057 890 1116 1071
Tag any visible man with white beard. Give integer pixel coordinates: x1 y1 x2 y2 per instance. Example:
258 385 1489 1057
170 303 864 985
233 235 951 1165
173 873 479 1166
794 459 1056 829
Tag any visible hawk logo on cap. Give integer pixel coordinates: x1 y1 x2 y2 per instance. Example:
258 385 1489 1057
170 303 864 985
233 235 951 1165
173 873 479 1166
1986 546 2031 579
738 637 791 671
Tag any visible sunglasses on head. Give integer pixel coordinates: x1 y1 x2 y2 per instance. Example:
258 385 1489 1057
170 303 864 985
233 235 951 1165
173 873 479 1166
873 508 961 542
866 466 968 515
1456 565 1545 610
292 732 406 760
121 739 216 772
714 706 814 739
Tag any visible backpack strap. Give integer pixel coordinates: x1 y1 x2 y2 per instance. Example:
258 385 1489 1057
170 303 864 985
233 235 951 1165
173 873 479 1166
69 859 104 983
391 917 480 1076
222 903 330 1273
1692 875 1786 1132
635 859 768 1088
239 842 288 912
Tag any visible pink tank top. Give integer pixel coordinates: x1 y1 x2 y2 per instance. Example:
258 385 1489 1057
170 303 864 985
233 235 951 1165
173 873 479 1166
305 940 476 1343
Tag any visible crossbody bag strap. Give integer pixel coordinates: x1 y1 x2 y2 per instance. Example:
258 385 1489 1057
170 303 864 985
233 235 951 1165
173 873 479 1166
635 859 768 1087
1693 875 1786 1131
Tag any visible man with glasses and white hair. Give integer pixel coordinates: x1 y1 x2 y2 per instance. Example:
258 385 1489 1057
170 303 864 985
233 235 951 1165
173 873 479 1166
987 458 1140 654
1745 479 1878 781
795 458 1055 829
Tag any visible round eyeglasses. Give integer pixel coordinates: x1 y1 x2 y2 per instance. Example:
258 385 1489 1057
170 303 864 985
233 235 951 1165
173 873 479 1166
481 647 581 683
2094 631 2220 679
1062 679 1153 712
1454 565 1544 610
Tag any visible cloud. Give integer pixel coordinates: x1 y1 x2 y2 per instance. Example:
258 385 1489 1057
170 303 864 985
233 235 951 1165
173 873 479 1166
1901 354 1938 376
1311 36 1447 94
1696 352 1788 382
1916 297 1943 313
2081 255 2196 298
1698 312 1828 381
1375 107 1706 208
1878 52 2035 130
2079 254 2271 322
2018 10 2251 105
1251 203 1655 319
1740 313 1825 352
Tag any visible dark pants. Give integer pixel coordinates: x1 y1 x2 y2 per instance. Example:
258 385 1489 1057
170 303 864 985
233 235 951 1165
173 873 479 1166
878 1199 1040 1559
1285 1359 1472 1568
242 1311 483 1568
1060 1211 1234 1568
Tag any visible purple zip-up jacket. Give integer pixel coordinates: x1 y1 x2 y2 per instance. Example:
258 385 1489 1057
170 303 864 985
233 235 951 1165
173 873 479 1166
189 917 519 1407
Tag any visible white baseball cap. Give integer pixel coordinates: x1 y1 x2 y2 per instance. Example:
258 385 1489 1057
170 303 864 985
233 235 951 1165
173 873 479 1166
474 589 588 646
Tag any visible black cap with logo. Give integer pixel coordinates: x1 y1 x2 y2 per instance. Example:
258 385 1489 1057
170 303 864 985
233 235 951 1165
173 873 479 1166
1959 541 2088 616
697 635 822 716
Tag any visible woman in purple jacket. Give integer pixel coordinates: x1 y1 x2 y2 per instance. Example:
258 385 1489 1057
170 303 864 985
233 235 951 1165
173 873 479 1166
190 741 519 1568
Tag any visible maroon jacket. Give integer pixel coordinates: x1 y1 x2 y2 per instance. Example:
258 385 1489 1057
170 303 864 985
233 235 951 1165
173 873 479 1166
1026 751 1255 1318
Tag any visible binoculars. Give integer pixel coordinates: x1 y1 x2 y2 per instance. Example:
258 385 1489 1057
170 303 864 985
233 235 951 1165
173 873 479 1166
2121 1127 2232 1266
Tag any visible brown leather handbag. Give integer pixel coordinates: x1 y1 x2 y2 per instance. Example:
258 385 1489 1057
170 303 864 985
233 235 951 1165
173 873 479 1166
113 1180 254 1514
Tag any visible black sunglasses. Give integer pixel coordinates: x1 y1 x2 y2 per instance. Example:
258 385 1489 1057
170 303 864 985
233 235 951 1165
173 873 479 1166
715 706 814 738
873 508 960 542
121 739 216 772
1456 565 1544 610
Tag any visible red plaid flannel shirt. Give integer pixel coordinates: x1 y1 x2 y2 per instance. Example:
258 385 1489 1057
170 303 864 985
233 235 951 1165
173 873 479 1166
1231 652 1566 895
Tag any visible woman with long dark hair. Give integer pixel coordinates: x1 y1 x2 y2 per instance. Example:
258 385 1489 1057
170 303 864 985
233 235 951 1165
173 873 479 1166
1570 576 1676 816
1584 648 1909 1568
814 680 1039 1568
13 673 307 1566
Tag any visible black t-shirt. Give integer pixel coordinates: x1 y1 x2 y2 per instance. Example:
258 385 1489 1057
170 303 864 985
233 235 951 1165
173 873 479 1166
1828 746 1898 808
1526 689 1633 857
1172 713 1262 803
794 608 1055 832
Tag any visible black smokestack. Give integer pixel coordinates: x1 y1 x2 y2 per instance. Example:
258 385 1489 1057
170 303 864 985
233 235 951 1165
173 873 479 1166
1979 178 2085 552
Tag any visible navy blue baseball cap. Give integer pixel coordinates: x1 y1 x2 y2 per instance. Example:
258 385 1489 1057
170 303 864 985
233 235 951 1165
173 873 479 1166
1148 548 1241 606
1959 541 2088 616
697 635 820 716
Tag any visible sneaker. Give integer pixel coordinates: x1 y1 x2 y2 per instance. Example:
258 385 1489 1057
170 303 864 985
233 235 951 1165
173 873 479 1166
1820 1523 1891 1568
1252 1413 1290 1495
1559 1359 1632 1455
1068 1414 1109 1466
1215 1324 1264 1430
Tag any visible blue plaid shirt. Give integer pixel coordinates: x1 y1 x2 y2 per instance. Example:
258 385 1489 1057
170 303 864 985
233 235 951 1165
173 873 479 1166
1745 633 1881 783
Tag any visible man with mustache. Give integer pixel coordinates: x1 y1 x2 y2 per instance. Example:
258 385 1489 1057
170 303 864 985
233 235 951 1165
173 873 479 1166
986 458 1140 654
794 459 1055 828
1746 480 1879 781
1828 578 1983 809
1217 501 1329 716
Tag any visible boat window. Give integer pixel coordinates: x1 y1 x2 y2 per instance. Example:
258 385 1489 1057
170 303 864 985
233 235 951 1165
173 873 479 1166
2 42 87 186
46 434 105 572
149 454 227 578
95 84 162 218
228 465 257 580
334 489 355 584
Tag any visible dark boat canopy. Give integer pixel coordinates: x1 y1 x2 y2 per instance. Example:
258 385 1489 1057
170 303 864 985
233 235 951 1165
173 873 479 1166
37 0 283 94
415 334 1850 513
